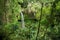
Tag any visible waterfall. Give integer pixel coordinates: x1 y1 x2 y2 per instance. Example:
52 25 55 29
20 12 25 28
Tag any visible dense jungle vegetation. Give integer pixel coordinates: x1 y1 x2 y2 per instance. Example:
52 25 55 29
0 0 60 40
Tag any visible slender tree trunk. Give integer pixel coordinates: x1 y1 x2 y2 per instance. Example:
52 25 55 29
50 0 59 28
0 0 8 26
36 3 43 40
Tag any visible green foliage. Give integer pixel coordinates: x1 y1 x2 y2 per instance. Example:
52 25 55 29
0 0 60 40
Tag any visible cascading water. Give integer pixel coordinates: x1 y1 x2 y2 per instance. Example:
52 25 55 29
20 12 25 28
